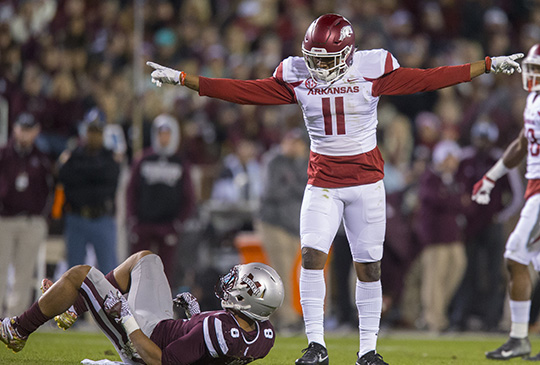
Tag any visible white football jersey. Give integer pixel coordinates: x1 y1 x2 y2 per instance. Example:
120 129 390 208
274 49 399 156
524 92 540 179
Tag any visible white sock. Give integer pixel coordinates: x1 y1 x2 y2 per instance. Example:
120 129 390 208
356 280 382 357
509 300 531 339
299 267 326 347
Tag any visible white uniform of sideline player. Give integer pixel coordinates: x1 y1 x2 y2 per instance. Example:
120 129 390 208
147 13 523 365
473 43 540 361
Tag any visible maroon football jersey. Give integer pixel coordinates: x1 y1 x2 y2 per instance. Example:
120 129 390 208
150 310 276 365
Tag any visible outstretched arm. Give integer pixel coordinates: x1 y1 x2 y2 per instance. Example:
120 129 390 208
373 53 524 96
146 61 296 105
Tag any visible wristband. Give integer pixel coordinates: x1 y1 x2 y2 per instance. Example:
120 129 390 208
485 158 508 181
485 56 492 74
122 316 140 336
180 71 186 86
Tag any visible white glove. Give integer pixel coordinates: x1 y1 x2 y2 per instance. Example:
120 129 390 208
173 292 201 319
146 61 181 87
490 53 524 75
103 290 139 335
471 176 495 205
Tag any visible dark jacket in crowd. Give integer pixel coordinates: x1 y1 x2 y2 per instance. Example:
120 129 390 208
58 146 120 217
416 167 467 247
126 148 196 225
0 140 53 216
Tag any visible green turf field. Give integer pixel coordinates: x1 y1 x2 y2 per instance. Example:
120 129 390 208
1 330 539 364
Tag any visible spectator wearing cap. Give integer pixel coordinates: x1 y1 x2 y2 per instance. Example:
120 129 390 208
415 139 469 332
450 119 523 331
126 113 195 284
0 113 53 316
256 128 308 333
57 108 120 274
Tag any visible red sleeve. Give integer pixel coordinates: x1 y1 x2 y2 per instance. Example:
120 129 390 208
371 64 471 97
198 76 297 105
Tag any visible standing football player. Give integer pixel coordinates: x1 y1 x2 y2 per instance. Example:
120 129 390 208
473 43 540 361
0 250 284 364
147 13 523 365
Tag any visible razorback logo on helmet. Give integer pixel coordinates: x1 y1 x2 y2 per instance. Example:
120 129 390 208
241 273 261 296
339 25 353 41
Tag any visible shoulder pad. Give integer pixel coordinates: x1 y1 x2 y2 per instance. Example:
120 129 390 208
352 49 400 79
273 56 310 83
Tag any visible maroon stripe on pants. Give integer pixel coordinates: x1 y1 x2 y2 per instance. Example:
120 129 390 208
322 97 332 135
335 96 345 135
80 277 129 348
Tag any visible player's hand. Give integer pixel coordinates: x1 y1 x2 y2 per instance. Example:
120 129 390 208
490 53 524 75
104 290 133 323
173 292 201 319
471 176 495 205
104 290 140 335
146 61 180 87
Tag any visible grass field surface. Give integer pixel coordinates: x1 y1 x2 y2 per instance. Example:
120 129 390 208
1 329 539 364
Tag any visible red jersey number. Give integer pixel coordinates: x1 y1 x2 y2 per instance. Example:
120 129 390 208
528 128 540 156
322 97 346 135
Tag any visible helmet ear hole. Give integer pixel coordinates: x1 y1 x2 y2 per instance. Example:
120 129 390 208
236 295 244 302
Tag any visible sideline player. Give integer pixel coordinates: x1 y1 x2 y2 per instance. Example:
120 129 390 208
147 13 523 365
473 43 540 361
0 250 284 364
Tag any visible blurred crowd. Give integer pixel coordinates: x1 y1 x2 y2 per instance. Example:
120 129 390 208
1 0 540 333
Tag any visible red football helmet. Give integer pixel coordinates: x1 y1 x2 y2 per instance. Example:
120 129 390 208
302 13 355 83
523 44 540 92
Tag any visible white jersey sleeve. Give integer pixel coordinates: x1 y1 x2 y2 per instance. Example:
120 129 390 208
524 92 540 179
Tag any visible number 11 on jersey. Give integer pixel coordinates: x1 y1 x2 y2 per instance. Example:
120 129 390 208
322 96 345 135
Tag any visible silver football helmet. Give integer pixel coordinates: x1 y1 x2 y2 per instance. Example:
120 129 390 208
215 262 284 321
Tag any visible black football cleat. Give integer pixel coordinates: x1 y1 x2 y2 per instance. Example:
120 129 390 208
356 350 389 365
295 342 329 365
485 337 531 360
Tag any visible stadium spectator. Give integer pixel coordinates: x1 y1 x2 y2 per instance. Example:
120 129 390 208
211 138 263 205
257 128 308 333
450 119 523 332
147 12 523 365
475 44 540 361
416 140 469 333
1 250 284 365
58 108 120 275
0 113 53 316
126 113 196 284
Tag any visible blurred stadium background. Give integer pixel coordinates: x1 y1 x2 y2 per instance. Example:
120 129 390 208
1 0 540 348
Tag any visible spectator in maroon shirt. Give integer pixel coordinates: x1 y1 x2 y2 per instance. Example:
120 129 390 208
415 139 469 332
2 250 284 365
0 113 53 317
